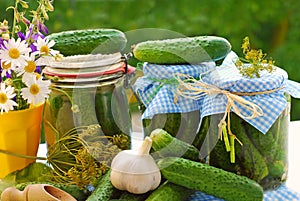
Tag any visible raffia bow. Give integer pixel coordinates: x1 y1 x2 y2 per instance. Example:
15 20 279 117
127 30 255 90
174 73 282 163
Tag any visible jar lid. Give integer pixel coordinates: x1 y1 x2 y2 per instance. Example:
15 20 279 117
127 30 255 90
43 53 135 83
45 52 122 69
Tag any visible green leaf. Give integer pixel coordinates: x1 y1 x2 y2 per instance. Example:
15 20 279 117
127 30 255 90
0 162 53 195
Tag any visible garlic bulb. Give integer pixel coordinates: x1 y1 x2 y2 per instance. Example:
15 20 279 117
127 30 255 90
110 136 161 194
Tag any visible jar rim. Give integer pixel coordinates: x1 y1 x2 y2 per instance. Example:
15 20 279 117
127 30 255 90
43 62 126 78
45 53 122 69
47 73 124 88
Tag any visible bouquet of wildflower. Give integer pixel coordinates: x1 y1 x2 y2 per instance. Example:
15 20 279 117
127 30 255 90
0 0 60 114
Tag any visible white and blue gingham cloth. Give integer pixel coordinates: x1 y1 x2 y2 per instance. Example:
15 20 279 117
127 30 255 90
134 62 215 118
133 51 300 134
188 183 300 201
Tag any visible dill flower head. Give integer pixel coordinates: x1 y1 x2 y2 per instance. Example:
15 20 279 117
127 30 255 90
235 36 275 78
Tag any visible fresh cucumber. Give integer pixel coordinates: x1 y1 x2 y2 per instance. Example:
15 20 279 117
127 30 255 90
47 28 127 56
150 129 200 161
132 35 231 64
142 110 203 149
145 181 194 201
158 157 264 201
86 169 121 201
118 191 151 201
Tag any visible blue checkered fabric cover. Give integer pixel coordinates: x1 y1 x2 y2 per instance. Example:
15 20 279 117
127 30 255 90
133 51 300 134
134 61 215 116
188 183 300 201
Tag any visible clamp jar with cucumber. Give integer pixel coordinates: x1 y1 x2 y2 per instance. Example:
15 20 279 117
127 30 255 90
43 29 134 148
132 35 231 148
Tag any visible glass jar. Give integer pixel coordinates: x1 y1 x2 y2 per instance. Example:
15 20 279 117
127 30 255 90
199 94 290 190
141 107 203 147
133 62 216 148
43 53 134 149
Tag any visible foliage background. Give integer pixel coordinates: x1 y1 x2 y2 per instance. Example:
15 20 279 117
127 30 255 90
1 0 300 120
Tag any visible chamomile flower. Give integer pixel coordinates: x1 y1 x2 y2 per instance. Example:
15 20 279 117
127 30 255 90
33 36 59 57
0 38 31 69
0 82 18 114
21 76 51 105
15 53 38 81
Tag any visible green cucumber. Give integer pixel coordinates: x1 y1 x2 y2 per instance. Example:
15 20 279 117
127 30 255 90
145 181 194 201
118 191 151 201
86 169 121 201
248 106 289 189
158 157 264 201
47 28 127 56
132 35 231 64
95 84 131 144
207 113 269 183
142 110 203 147
150 129 200 161
230 114 269 182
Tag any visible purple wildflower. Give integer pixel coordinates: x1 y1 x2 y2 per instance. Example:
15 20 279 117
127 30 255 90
35 65 42 74
37 21 48 35
17 32 26 40
22 16 31 26
0 60 2 82
17 25 45 52
0 37 3 48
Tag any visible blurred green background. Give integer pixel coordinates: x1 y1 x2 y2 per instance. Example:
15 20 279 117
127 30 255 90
1 0 299 120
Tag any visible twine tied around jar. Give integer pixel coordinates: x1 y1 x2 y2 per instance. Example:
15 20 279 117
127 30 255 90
174 73 284 163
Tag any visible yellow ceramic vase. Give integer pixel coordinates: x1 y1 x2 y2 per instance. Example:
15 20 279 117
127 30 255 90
0 104 43 178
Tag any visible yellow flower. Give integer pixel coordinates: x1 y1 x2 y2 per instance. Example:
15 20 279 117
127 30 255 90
236 36 275 78
241 36 250 54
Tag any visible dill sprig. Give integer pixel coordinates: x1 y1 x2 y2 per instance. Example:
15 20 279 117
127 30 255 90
235 36 275 78
46 124 130 188
65 148 109 188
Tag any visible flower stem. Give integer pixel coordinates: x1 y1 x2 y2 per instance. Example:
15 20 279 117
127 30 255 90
50 86 74 109
11 0 19 37
0 149 47 161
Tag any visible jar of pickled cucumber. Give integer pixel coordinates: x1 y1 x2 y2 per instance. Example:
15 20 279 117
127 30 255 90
43 53 135 149
176 63 295 190
133 62 216 147
199 97 290 190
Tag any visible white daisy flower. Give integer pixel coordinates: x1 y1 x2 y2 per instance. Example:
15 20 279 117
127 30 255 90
33 37 59 57
0 83 18 114
21 76 51 105
15 53 37 81
0 38 31 69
